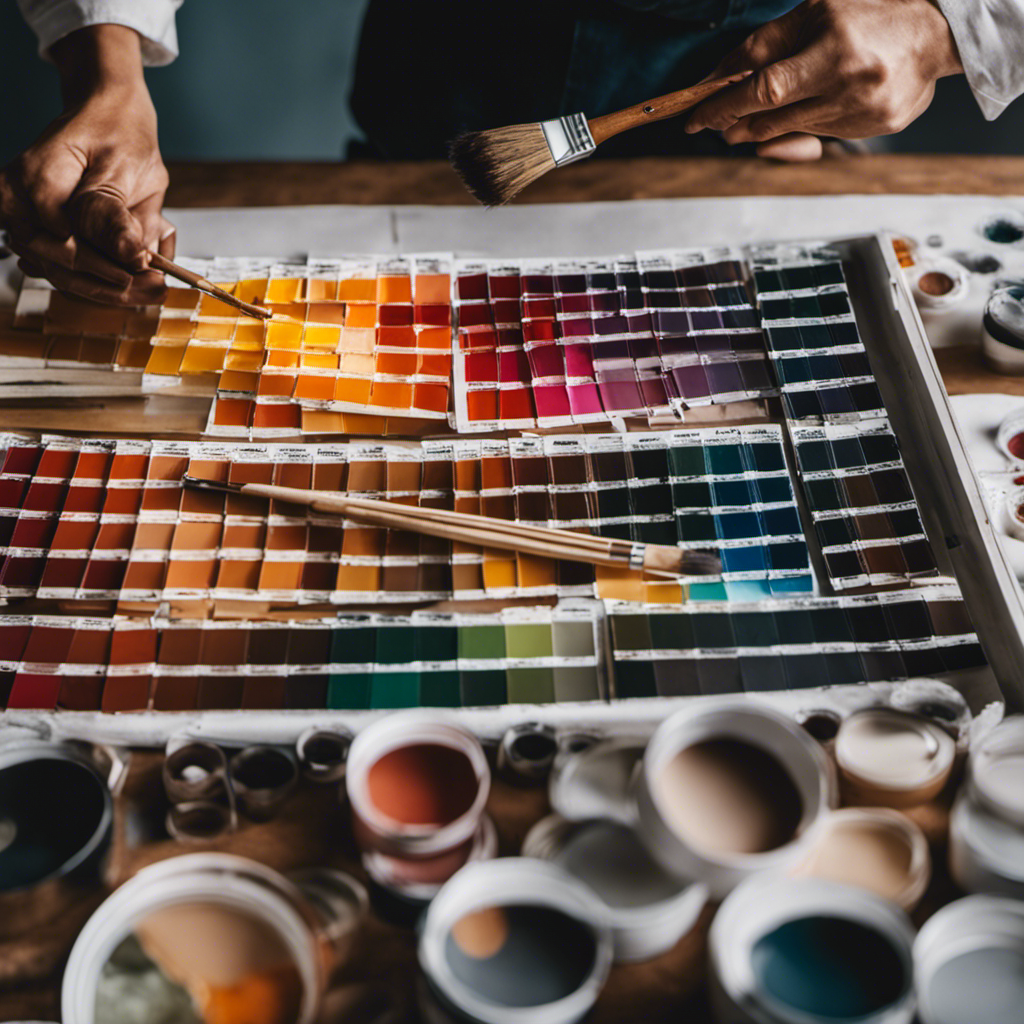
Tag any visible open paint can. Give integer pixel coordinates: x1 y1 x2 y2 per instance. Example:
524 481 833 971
0 738 117 939
915 895 1024 1024
345 710 492 895
793 807 931 912
523 815 707 962
62 853 366 1024
909 260 970 316
635 704 835 897
834 707 956 808
296 727 352 783
949 716 1024 897
982 285 1024 374
418 858 613 1024
709 874 916 1024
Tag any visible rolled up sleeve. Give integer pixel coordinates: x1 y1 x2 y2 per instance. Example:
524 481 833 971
16 0 184 66
934 0 1024 119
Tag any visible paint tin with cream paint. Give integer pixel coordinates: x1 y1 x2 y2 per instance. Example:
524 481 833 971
345 711 492 893
635 704 835 897
62 853 366 1024
709 874 916 1024
834 707 955 808
523 815 707 962
418 858 612 1024
915 895 1024 1024
949 716 1024 897
794 808 930 912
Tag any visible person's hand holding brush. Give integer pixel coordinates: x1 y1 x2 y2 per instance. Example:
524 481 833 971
0 24 173 304
686 0 964 161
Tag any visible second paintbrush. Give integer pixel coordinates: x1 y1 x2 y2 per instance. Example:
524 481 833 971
181 476 721 578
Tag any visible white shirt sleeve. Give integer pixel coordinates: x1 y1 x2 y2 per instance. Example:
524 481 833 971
16 0 184 66
934 0 1024 119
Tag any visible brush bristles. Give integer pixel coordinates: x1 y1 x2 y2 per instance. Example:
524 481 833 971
677 549 723 576
448 123 556 206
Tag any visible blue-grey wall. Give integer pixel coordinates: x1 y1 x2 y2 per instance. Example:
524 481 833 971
1 0 1020 166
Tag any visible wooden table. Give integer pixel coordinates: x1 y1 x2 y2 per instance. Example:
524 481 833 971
3 154 1022 1021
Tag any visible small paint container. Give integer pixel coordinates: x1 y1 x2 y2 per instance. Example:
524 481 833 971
0 739 119 940
228 745 299 822
949 716 1024 897
635 703 835 897
497 723 559 785
418 858 613 1024
915 895 1024 1024
834 707 956 808
982 285 1024 375
523 815 708 962
346 711 492 893
793 807 931 912
296 727 352 784
909 260 970 315
995 408 1024 462
62 853 367 1024
709 874 916 1024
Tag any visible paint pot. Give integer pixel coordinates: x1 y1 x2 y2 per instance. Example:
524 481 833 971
997 408 1024 462
345 711 492 894
228 746 299 822
910 260 969 315
982 285 1024 374
296 727 352 784
709 874 916 1024
968 716 1024 826
635 704 835 897
794 808 930 912
497 723 559 785
523 815 707 962
549 736 646 826
915 895 1024 1024
62 853 366 1024
163 741 229 804
0 739 118 939
949 716 1024 897
834 707 956 808
418 858 612 1024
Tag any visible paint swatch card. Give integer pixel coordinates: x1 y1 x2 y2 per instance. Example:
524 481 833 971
0 602 603 712
608 585 985 700
790 420 939 589
452 249 773 432
748 243 886 422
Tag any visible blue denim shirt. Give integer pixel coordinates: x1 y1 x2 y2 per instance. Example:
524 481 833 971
350 0 799 158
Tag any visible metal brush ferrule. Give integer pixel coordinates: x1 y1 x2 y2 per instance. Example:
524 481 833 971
629 544 646 570
540 113 596 167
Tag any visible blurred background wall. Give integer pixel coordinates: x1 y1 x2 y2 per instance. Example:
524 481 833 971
1 0 1021 167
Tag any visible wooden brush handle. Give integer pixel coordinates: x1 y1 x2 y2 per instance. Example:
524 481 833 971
588 71 752 146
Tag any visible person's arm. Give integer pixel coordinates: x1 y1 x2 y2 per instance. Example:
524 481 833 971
2 9 180 304
685 0 963 160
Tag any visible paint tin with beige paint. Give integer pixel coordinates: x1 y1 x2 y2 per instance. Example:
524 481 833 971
794 807 930 911
834 708 956 808
635 703 836 898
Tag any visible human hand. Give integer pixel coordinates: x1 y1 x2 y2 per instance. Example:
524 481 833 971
686 0 963 157
0 25 173 305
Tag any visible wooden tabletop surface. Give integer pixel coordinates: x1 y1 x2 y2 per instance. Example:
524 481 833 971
3 154 1023 1021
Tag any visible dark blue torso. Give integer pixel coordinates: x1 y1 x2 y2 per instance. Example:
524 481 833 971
350 0 799 158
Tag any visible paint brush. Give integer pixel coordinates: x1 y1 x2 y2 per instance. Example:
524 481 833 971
181 476 721 578
148 252 272 320
448 71 752 206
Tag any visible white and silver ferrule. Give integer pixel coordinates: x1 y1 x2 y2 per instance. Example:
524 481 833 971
540 112 596 167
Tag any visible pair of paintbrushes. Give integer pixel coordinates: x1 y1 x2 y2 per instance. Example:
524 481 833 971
182 476 721 579
449 71 751 206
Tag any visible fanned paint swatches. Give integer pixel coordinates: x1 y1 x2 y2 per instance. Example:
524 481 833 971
452 249 773 431
0 603 603 711
790 420 939 589
749 243 886 422
609 586 985 699
0 428 809 607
